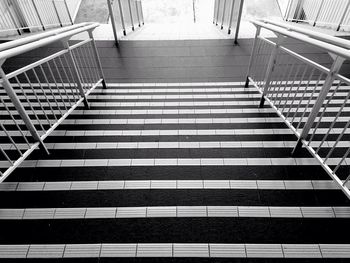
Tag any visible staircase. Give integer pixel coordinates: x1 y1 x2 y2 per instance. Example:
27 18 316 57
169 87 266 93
0 80 350 260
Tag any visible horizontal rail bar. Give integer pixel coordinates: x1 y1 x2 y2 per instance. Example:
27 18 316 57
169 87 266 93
262 19 350 49
0 23 92 52
0 23 99 61
252 20 350 60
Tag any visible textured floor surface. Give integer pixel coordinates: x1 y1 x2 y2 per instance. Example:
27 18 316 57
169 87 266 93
0 37 350 262
0 81 350 262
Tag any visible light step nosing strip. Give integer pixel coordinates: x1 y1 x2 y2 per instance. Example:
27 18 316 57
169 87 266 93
2 81 248 88
10 94 350 100
5 100 350 108
6 83 347 91
7 158 350 168
0 180 342 191
0 243 349 258
3 141 349 150
3 128 349 137
14 94 346 102
0 87 260 94
2 106 349 115
0 206 348 220
1 117 287 125
3 117 349 127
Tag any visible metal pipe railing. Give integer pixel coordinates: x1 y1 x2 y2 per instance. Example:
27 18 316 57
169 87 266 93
0 22 107 182
107 0 145 44
262 19 350 50
213 0 245 44
0 0 73 37
285 0 350 31
246 19 350 199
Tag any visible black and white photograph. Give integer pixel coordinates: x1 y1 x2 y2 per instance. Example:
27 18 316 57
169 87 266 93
0 0 350 262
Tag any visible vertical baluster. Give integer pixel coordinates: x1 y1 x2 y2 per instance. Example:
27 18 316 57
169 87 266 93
215 0 221 26
220 0 227 30
61 39 90 109
62 54 81 101
234 0 244 44
88 30 107 89
128 0 134 31
63 0 73 25
227 0 236 34
135 0 141 27
337 0 350 31
292 56 345 155
57 56 80 103
245 25 261 88
285 0 293 20
118 0 127 35
0 65 49 154
259 34 285 108
39 64 64 116
139 0 144 25
313 0 324 26
107 0 118 44
213 0 218 24
31 0 45 30
52 0 63 27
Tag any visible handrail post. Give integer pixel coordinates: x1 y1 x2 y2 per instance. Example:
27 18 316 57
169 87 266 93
31 0 45 31
118 0 127 35
52 0 63 27
88 30 107 89
227 0 236 34
336 0 350 31
284 0 292 20
61 39 90 109
259 34 285 108
292 56 345 155
215 0 221 26
245 25 261 88
220 0 227 30
213 0 217 24
135 0 141 27
128 0 134 31
294 0 305 22
313 0 324 27
107 0 119 45
140 0 144 25
0 64 49 155
64 0 74 25
234 0 244 44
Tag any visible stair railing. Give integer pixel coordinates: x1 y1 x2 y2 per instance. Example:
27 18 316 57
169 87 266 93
0 0 73 37
246 19 350 199
285 0 350 31
213 0 244 44
0 22 106 182
262 19 350 50
107 0 144 44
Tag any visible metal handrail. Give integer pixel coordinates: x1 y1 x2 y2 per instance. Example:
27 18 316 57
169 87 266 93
107 0 145 44
285 0 350 31
0 0 73 37
0 23 92 52
0 22 107 182
0 23 99 60
252 20 350 60
213 0 245 44
246 19 350 199
262 19 350 50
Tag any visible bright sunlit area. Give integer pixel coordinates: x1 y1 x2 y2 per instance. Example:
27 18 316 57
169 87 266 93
142 0 284 24
74 0 286 40
121 0 283 40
